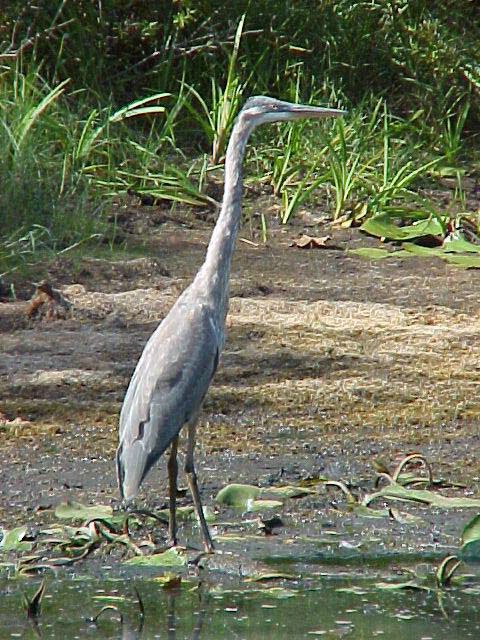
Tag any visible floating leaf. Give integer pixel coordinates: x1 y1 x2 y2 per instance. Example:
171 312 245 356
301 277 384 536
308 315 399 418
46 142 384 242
124 548 187 567
0 526 33 552
245 572 298 582
55 501 113 521
216 484 261 507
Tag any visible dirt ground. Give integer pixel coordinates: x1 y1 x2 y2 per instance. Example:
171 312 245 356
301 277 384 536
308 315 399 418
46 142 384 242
1 205 480 553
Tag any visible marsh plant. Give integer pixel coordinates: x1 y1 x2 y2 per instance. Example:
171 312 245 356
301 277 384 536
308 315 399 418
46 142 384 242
1 1 478 274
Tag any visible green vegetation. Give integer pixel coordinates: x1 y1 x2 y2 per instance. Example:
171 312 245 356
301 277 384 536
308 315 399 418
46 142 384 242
1 1 479 276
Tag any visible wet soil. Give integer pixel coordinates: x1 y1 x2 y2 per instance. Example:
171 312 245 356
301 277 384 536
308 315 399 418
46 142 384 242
1 206 480 562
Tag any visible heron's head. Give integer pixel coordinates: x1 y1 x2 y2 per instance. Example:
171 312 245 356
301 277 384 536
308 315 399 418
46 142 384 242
240 96 346 127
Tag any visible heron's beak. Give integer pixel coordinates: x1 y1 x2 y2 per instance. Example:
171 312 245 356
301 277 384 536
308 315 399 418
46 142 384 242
289 105 347 119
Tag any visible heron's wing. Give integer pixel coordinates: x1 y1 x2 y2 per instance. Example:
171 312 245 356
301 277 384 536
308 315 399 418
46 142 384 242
117 301 219 498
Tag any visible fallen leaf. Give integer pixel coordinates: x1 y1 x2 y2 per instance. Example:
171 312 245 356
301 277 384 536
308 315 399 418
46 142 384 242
290 234 340 249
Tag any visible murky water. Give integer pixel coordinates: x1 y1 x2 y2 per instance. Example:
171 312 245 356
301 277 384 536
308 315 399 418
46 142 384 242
2 560 479 639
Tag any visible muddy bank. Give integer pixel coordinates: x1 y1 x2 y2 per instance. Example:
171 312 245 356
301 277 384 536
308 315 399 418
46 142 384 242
1 218 479 555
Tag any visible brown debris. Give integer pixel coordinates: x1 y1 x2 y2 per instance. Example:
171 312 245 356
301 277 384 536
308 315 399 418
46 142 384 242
289 234 341 249
27 280 73 320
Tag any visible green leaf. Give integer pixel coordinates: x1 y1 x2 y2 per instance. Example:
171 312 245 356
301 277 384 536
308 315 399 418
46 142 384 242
124 548 187 567
352 505 389 519
265 485 315 499
442 254 480 269
461 514 480 559
443 238 480 254
54 501 113 521
360 214 444 241
216 484 261 507
249 499 283 512
388 508 424 525
0 526 33 552
365 484 480 509
435 555 462 586
401 243 444 256
245 572 298 582
156 506 194 522
462 514 480 546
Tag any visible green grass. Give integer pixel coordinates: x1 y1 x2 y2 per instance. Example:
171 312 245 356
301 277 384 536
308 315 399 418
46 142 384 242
1 2 479 277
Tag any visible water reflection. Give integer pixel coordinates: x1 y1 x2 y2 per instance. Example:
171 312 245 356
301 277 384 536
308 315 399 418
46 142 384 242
1 572 480 639
166 593 206 640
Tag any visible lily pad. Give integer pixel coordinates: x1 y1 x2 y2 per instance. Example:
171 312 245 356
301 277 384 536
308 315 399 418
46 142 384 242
216 484 261 507
0 526 33 552
55 501 113 521
124 548 187 567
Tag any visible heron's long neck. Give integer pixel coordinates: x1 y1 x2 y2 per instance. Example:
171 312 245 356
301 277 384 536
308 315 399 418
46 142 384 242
198 118 252 316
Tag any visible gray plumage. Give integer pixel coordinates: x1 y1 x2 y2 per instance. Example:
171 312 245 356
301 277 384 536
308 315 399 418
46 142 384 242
116 96 345 552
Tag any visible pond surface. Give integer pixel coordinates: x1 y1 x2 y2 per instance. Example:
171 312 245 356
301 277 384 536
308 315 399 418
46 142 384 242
2 556 479 640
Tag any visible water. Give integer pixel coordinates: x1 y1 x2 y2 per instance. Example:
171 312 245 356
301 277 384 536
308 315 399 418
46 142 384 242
1 565 479 639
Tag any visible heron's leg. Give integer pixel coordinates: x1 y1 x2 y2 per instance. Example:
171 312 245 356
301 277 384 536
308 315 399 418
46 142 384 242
185 420 214 553
167 436 179 547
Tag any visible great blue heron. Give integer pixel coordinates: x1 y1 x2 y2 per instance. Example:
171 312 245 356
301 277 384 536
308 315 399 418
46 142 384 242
116 96 345 552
